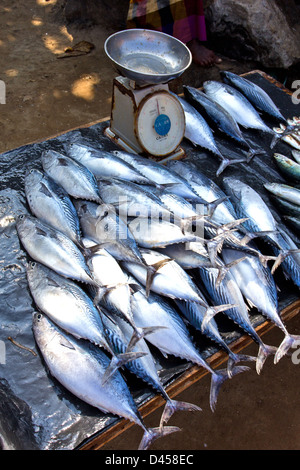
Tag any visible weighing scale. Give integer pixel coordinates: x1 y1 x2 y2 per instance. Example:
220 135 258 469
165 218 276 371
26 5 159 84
104 29 192 160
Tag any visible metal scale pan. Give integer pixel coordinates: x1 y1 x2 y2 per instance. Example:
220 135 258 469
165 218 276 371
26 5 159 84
104 28 192 87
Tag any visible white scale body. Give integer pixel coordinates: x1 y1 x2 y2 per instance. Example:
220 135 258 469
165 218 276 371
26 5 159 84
105 76 186 160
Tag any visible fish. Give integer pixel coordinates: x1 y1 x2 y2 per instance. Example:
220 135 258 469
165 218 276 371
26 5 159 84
284 215 300 234
273 126 300 150
222 177 300 287
203 80 279 147
66 143 151 184
157 242 211 270
122 248 208 305
221 247 300 362
183 85 263 161
198 258 278 373
267 195 300 219
33 312 180 450
264 183 300 206
24 168 83 247
273 153 300 182
41 149 102 203
176 95 240 176
16 214 97 286
27 261 111 353
73 200 144 265
107 310 202 426
220 71 287 124
112 149 206 201
96 177 174 220
127 217 205 249
129 281 248 412
175 298 256 376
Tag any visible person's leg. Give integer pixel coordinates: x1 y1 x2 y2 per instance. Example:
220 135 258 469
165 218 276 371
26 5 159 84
127 0 221 67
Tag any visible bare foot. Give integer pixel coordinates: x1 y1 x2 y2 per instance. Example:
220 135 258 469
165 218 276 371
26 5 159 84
187 39 222 67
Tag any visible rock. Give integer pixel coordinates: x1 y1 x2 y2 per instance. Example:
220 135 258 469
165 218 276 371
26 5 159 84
204 0 300 69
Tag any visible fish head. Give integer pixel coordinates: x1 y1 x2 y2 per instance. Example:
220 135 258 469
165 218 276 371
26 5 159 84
26 261 46 289
203 80 224 95
16 214 34 238
32 311 57 347
24 168 44 189
41 149 67 172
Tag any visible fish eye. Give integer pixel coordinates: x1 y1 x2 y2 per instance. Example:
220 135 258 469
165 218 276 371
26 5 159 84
18 214 25 219
30 261 36 268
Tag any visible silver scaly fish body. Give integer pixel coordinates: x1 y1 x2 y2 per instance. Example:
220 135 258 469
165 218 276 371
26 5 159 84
27 262 111 351
157 242 210 270
24 168 82 246
74 200 143 265
264 182 300 206
16 214 97 286
110 311 202 425
221 248 280 325
203 81 274 135
222 177 300 287
122 248 207 304
167 160 237 226
82 238 134 326
221 71 287 123
33 313 179 450
41 149 102 203
130 283 246 412
198 259 277 374
176 95 224 158
183 85 250 147
113 149 201 201
97 178 173 219
127 217 204 249
66 143 150 184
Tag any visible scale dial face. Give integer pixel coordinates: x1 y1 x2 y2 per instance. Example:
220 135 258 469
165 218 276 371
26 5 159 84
135 90 185 157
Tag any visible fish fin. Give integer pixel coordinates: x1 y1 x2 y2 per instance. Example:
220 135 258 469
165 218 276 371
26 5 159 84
210 366 250 412
239 230 278 246
274 334 300 364
256 343 277 374
246 147 268 163
59 338 76 350
101 351 148 385
207 196 230 218
145 259 173 296
126 326 168 352
138 426 181 451
201 304 236 332
227 353 257 378
271 249 300 274
159 399 202 427
216 157 247 177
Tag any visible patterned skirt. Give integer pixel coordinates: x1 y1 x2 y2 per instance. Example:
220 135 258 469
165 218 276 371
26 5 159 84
127 0 207 44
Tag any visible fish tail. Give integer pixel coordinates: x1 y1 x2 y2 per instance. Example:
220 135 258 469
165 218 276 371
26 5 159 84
270 131 282 149
159 399 202 427
101 351 148 385
145 259 173 296
256 343 277 374
201 304 235 333
246 147 267 163
216 157 247 177
126 325 167 352
210 365 250 412
275 334 300 364
227 353 257 378
138 426 181 450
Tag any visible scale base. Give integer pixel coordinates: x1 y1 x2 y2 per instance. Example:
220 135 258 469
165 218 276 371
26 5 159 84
104 126 185 162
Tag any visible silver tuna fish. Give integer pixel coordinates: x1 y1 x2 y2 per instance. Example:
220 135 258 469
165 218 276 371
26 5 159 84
16 214 97 286
129 281 248 412
33 312 180 450
41 149 102 203
24 168 83 247
66 143 151 184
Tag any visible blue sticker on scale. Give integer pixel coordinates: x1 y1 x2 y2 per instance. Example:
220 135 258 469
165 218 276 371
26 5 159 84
154 114 171 136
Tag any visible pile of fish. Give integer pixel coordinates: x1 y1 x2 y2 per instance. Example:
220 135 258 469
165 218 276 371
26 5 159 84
16 71 300 450
180 71 300 176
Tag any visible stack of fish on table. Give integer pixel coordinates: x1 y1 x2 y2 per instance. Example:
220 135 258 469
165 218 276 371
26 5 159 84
16 71 300 450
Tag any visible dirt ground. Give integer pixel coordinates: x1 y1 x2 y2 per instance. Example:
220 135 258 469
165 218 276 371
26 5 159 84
1 0 300 452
